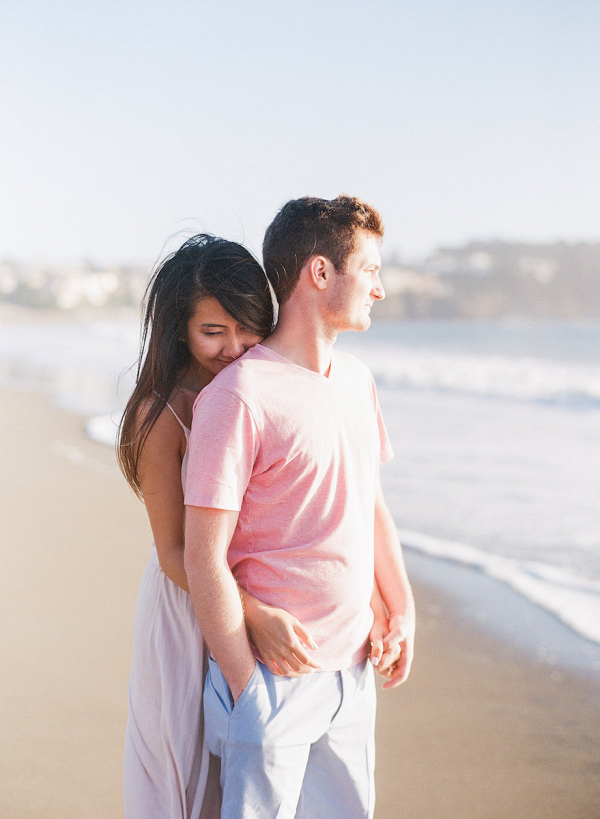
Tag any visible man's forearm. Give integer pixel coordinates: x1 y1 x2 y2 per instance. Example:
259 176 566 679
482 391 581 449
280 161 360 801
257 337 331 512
184 506 256 701
374 487 415 617
373 484 416 685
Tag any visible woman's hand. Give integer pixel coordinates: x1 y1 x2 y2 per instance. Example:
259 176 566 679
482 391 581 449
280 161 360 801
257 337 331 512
370 611 414 689
369 581 399 674
369 607 402 677
369 581 414 686
241 591 322 677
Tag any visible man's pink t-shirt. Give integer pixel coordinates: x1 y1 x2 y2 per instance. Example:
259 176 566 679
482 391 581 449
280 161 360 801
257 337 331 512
184 344 393 670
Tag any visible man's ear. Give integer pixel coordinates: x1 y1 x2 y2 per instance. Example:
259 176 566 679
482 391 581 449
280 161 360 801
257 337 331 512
306 255 334 291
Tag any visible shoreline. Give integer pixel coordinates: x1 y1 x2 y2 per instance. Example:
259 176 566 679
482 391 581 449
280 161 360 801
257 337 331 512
376 564 600 819
1 387 600 818
404 548 600 683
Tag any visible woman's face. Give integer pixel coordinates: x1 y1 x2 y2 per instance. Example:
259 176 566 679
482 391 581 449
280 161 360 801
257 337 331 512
186 296 264 379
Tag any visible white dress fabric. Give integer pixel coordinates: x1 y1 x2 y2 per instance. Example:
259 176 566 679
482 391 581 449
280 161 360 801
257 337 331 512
124 405 220 818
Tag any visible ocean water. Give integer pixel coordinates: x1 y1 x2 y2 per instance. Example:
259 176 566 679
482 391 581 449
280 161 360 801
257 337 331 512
1 316 599 663
337 321 600 664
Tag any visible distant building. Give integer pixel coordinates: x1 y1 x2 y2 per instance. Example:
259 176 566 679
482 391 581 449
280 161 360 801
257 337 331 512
0 260 147 311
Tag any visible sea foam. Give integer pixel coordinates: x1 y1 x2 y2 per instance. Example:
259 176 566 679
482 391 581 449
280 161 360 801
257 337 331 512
340 340 600 408
400 528 600 646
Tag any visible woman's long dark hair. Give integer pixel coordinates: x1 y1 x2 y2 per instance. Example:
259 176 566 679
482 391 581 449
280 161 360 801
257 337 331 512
118 234 274 497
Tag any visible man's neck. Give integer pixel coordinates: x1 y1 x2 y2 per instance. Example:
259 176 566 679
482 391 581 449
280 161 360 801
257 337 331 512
262 310 337 376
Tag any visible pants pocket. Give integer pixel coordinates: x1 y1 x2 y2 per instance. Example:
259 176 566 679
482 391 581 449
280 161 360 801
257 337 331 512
204 657 261 759
206 654 261 716
206 654 235 714
230 660 260 715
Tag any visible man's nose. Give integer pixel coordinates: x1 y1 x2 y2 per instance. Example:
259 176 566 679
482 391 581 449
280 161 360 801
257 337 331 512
372 272 385 301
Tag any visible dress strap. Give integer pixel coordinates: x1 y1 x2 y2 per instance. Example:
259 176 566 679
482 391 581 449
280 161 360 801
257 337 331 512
164 401 191 435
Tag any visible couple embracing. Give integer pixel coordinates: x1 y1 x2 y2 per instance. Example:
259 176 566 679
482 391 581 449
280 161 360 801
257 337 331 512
119 195 415 819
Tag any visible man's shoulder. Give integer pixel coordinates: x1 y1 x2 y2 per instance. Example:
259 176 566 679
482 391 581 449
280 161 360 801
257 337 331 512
194 346 276 412
333 349 375 383
211 345 276 390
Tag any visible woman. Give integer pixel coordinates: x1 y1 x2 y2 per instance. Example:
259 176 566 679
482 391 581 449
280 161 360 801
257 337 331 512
118 234 397 819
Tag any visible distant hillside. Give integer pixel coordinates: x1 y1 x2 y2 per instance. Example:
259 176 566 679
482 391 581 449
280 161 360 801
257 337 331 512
375 241 600 320
2 241 599 320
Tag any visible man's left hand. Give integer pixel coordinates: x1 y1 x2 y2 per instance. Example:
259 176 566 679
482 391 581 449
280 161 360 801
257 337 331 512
369 611 415 689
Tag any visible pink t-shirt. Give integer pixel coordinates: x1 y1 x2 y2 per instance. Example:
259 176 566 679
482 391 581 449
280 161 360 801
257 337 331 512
185 344 393 670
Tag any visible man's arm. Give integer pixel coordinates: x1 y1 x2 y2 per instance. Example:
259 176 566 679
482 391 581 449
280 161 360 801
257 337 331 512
373 476 416 688
184 505 256 702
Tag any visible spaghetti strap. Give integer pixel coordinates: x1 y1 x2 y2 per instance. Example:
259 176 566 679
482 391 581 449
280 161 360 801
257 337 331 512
164 401 191 435
152 389 191 434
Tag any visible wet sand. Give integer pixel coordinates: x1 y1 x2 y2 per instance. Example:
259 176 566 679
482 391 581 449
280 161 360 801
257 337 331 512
1 388 599 818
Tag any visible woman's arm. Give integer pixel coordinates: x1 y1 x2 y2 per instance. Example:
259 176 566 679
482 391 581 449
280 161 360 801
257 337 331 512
137 401 190 590
137 400 320 676
139 414 405 682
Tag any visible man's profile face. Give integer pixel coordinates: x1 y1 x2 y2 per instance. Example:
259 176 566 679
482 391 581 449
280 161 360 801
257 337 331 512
326 231 384 333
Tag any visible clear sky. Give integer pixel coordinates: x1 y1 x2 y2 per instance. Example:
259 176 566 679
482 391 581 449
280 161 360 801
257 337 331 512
1 0 598 266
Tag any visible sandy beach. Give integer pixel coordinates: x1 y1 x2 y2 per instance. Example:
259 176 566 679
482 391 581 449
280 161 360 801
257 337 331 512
1 387 599 818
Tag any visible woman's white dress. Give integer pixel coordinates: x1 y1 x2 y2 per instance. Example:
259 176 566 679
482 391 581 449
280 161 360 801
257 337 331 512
124 406 220 818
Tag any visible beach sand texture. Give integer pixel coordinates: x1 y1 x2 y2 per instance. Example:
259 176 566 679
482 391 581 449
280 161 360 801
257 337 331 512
1 389 599 819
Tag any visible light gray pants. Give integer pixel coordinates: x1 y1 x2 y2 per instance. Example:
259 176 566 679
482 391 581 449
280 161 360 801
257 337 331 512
204 656 376 819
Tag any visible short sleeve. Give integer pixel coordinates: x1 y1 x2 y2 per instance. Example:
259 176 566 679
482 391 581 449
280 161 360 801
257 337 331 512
184 387 259 511
371 377 394 464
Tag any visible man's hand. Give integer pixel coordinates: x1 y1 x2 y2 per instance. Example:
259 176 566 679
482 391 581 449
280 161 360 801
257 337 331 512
369 610 415 687
378 612 415 689
369 622 402 676
369 586 403 675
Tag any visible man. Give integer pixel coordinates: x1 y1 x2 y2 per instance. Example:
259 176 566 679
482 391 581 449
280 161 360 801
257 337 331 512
184 195 415 818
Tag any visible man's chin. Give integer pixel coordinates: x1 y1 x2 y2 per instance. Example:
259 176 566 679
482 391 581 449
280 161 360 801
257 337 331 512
332 314 372 335
344 316 371 333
